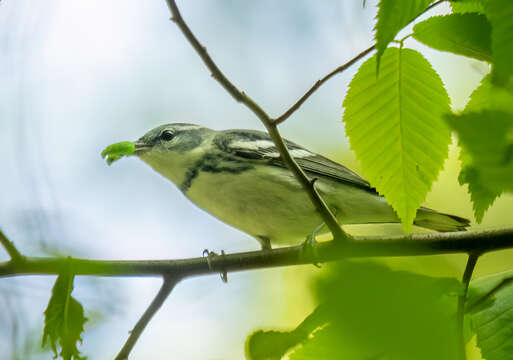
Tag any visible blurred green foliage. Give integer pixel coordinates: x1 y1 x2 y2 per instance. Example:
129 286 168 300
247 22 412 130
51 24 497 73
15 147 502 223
468 270 513 360
248 261 463 360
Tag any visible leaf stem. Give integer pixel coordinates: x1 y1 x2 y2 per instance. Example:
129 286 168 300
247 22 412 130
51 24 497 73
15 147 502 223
63 258 74 340
457 253 480 360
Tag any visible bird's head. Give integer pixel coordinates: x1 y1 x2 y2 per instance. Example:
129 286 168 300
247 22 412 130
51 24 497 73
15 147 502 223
134 123 214 185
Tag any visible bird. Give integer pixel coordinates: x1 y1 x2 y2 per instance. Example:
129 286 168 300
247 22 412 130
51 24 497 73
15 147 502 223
132 123 469 249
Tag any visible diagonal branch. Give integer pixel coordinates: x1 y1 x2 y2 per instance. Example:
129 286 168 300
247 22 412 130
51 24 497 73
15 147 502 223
164 0 347 241
273 44 375 125
115 275 181 360
0 229 23 262
268 0 446 125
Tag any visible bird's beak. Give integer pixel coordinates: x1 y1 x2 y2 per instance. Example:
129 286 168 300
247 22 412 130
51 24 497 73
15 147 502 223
133 141 151 156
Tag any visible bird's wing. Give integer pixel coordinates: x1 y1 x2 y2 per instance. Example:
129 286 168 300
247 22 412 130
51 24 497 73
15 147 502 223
215 129 374 192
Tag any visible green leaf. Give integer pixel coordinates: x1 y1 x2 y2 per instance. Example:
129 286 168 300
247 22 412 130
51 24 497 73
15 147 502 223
467 270 513 360
343 47 451 232
458 164 499 223
446 110 513 194
288 325 348 360
246 330 299 360
101 141 135 165
288 261 462 360
456 75 512 222
42 268 87 360
413 14 492 62
487 0 513 83
245 306 328 360
465 75 513 114
450 0 486 13
375 0 433 70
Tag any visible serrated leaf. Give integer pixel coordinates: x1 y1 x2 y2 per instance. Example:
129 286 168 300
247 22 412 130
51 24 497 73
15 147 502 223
446 110 513 194
450 0 486 13
467 270 513 360
343 47 451 232
375 0 433 71
101 141 135 165
457 75 512 222
458 165 499 223
42 269 87 360
413 14 492 62
465 75 513 114
487 0 513 83
288 261 462 360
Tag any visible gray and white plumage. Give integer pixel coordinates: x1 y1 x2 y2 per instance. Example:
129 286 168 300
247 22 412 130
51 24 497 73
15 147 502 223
134 123 469 248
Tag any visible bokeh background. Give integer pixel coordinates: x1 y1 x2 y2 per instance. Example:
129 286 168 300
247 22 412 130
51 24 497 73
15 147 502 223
1 1 512 359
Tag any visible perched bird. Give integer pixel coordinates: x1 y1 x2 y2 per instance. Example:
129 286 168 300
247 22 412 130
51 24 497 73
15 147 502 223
133 123 469 249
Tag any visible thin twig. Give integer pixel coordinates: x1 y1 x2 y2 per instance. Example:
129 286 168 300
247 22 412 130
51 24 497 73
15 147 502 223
424 0 446 15
456 254 479 360
1 228 512 279
164 0 347 241
115 275 180 360
274 0 445 125
273 44 375 125
0 229 23 262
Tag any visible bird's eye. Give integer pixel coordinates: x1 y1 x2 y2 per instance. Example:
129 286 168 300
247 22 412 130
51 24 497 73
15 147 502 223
161 130 175 141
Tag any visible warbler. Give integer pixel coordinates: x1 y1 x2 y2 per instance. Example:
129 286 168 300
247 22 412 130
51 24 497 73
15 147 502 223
133 123 469 249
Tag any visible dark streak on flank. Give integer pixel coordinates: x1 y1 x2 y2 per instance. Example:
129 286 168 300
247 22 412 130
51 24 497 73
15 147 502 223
180 160 202 193
180 153 253 193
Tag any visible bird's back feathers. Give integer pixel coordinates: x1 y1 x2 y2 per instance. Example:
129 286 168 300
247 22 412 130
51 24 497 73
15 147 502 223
215 129 374 192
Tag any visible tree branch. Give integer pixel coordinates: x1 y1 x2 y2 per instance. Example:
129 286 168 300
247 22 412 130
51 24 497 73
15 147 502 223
115 275 180 360
164 0 347 241
456 253 479 360
273 44 375 125
1 228 512 279
0 229 24 262
270 0 446 125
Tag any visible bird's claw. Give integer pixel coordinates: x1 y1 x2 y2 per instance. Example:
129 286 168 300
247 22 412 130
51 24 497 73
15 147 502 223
301 222 324 268
302 235 322 268
202 249 228 283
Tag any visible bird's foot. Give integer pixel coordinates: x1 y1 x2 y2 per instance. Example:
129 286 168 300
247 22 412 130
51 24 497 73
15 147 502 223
301 220 327 268
302 233 321 268
202 249 228 283
255 236 272 252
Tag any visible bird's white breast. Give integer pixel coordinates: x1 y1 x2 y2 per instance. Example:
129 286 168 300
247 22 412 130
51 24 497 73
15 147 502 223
185 165 322 244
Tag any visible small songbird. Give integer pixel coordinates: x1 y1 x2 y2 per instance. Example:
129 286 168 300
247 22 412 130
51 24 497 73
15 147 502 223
132 123 469 249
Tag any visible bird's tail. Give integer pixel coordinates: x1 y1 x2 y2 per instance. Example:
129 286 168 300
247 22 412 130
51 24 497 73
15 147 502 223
413 207 470 232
